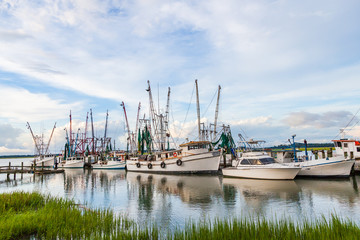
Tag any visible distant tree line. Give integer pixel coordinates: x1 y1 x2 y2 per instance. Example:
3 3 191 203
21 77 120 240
269 142 334 149
0 155 34 159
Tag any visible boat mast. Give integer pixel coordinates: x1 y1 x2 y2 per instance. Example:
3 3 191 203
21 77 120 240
213 85 221 141
90 109 95 154
84 112 89 153
44 122 56 155
69 110 73 155
165 87 171 149
121 102 133 153
26 122 41 156
104 110 109 151
195 79 201 141
135 102 141 151
146 80 160 150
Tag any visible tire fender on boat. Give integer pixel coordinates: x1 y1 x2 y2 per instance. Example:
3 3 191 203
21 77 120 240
160 161 166 168
176 159 182 166
136 162 141 168
148 163 153 169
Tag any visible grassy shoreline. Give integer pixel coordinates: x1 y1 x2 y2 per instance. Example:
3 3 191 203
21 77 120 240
1 192 359 239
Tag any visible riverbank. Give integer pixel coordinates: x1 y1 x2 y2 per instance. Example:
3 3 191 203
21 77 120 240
1 191 359 239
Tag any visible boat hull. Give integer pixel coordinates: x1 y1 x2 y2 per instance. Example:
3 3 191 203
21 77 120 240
60 160 84 168
92 161 126 170
222 167 301 180
297 158 355 177
126 151 220 173
34 156 55 168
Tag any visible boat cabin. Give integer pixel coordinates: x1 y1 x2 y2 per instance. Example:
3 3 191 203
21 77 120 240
179 141 212 156
333 139 360 159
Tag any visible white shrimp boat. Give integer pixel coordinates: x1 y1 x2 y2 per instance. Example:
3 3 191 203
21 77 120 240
126 80 222 174
34 155 56 168
59 156 85 168
126 141 221 173
222 152 301 180
92 158 126 169
27 122 57 168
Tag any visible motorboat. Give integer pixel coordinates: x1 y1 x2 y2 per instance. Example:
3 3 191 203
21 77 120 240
274 145 355 177
222 152 301 180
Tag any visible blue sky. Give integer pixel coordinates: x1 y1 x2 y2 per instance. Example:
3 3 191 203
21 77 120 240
1 0 360 155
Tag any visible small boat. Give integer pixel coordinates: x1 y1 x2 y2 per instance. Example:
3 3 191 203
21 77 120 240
274 135 355 177
92 155 126 170
281 154 355 177
59 156 85 168
34 155 57 168
222 152 301 180
27 122 57 168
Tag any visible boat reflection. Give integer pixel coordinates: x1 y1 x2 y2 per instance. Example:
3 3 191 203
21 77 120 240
126 172 223 206
222 178 300 211
63 169 126 194
295 177 360 205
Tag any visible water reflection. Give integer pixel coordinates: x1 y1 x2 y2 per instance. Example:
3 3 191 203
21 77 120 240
1 166 360 227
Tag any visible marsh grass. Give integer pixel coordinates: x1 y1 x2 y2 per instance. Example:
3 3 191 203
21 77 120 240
1 191 359 239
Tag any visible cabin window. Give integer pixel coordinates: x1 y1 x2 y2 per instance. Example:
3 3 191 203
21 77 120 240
336 142 342 147
240 159 250 165
260 158 275 165
248 159 262 165
357 147 360 152
344 143 348 148
158 154 161 158
170 153 173 157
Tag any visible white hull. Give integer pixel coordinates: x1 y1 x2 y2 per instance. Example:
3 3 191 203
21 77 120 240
222 166 301 180
34 156 55 168
295 157 355 177
60 160 84 168
126 151 220 173
92 161 126 169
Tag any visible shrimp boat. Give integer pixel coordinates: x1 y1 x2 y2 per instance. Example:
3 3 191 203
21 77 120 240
127 141 220 173
222 151 301 180
91 151 126 170
26 122 57 168
126 80 221 173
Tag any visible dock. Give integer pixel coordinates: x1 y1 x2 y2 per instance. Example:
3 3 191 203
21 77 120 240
0 162 64 181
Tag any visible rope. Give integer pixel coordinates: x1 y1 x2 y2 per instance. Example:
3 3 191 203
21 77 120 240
332 107 360 139
176 82 196 142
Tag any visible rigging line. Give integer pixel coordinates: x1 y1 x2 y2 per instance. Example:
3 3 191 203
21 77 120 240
333 106 360 139
186 88 219 140
201 88 218 118
170 102 180 147
346 118 360 133
177 82 196 141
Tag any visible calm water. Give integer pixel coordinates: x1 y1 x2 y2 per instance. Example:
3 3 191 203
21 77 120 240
1 158 360 229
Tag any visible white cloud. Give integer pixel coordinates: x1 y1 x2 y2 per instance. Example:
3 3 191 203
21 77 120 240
0 85 83 123
283 111 355 129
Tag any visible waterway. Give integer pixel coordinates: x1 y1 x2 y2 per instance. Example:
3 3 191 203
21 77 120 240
1 157 360 230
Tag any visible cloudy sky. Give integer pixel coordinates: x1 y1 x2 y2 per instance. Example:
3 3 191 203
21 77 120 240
1 0 360 155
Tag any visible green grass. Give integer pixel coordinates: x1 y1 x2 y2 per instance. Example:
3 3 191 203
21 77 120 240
0 192 359 239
